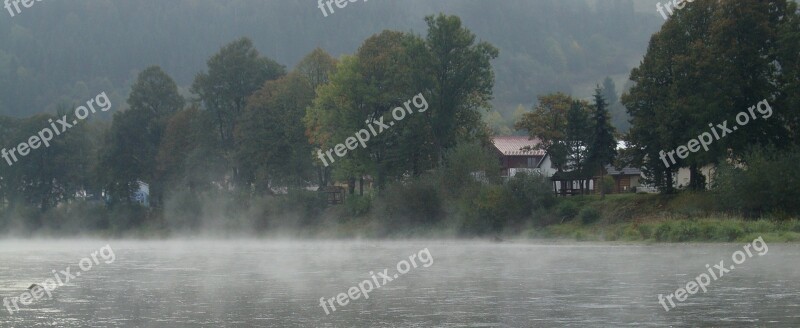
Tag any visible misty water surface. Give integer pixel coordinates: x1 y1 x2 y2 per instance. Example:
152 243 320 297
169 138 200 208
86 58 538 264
0 240 798 327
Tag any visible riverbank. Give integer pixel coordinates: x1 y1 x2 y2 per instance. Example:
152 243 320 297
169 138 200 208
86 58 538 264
322 192 800 243
5 189 799 243
525 218 800 243
520 193 800 243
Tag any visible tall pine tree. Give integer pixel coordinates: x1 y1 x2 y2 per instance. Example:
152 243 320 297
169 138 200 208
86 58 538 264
587 87 617 198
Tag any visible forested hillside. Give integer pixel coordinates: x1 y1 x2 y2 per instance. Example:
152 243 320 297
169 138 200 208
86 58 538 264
0 0 662 123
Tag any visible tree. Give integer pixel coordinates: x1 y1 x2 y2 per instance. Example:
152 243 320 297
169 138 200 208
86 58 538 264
622 0 795 192
425 14 499 164
236 72 316 192
100 66 184 205
515 93 573 171
564 100 592 193
191 37 286 186
356 30 435 185
586 87 617 198
156 106 225 194
305 31 436 191
776 1 800 143
295 49 338 188
295 48 338 91
1 110 95 213
602 77 630 132
305 55 373 192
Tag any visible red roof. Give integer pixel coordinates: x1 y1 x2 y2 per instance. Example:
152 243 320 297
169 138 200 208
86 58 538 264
492 136 545 156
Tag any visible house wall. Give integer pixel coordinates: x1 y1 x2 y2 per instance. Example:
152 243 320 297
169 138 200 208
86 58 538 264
675 164 715 189
500 155 542 176
630 175 641 189
537 155 557 177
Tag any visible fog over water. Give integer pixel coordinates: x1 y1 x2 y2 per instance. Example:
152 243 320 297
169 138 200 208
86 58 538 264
0 240 798 327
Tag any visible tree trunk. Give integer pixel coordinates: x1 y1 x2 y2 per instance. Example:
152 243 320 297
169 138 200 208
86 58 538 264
689 164 706 191
599 165 606 199
664 171 675 194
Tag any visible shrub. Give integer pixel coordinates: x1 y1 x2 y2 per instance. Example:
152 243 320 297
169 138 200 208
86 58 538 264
459 185 514 235
163 189 205 231
710 221 744 242
654 221 676 241
345 194 372 217
258 190 327 229
441 142 501 195
671 220 701 241
375 178 443 228
745 220 776 233
108 203 148 233
579 207 601 224
786 220 800 233
601 175 615 194
622 225 641 240
623 223 657 240
507 172 557 215
556 201 579 221
713 146 800 217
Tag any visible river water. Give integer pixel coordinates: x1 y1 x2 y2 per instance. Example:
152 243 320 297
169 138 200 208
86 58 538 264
0 239 798 327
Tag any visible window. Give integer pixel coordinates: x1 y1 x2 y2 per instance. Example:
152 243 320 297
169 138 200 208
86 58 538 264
527 157 536 168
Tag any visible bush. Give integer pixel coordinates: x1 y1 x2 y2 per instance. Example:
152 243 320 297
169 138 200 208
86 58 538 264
42 201 109 234
459 185 514 235
745 220 776 233
108 203 149 233
622 225 641 240
638 223 654 239
671 220 701 241
711 221 744 242
163 189 205 231
601 175 615 194
556 201 579 221
507 172 557 215
255 190 327 230
375 178 443 228
785 220 800 233
713 146 800 217
441 142 501 194
579 207 601 224
653 219 745 242
622 223 657 240
345 194 372 217
654 221 676 241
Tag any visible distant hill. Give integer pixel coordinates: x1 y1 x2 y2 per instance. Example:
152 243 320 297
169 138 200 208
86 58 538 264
0 0 663 118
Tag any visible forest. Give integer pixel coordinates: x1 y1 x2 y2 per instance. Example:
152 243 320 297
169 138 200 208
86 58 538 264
0 0 661 128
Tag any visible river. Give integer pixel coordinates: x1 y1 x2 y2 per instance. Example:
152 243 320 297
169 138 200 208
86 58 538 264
0 239 798 327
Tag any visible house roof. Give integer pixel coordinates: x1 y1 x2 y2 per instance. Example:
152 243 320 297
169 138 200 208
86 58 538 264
492 136 545 156
605 165 642 176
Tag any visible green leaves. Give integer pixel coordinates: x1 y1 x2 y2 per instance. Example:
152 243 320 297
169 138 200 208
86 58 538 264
191 37 286 155
236 73 316 190
623 0 799 192
304 16 498 191
100 66 184 205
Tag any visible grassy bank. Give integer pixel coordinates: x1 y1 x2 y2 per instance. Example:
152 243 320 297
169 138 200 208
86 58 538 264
526 218 800 243
519 193 800 243
4 186 800 243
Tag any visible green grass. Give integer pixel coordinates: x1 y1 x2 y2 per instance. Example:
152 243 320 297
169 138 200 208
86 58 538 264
523 192 800 243
534 218 800 243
